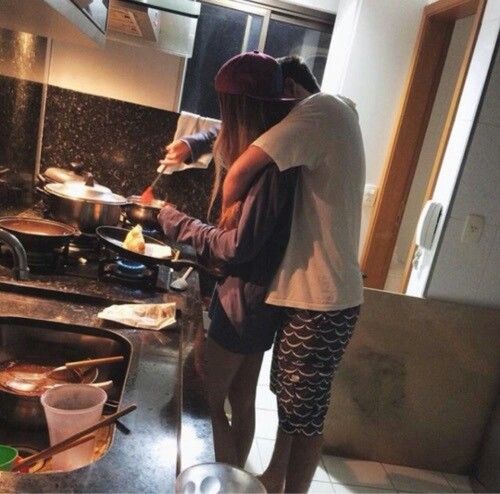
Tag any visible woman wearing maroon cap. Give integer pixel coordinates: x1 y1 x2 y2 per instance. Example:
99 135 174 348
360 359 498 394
158 52 297 468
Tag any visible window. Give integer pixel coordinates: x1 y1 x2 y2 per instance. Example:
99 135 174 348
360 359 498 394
180 0 334 119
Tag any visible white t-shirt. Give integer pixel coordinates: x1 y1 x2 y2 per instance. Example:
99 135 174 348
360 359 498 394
253 93 365 311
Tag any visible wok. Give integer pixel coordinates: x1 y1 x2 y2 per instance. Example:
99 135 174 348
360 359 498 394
96 226 210 274
0 217 78 252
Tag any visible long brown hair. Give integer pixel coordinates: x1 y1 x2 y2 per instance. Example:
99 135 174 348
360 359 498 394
208 93 293 224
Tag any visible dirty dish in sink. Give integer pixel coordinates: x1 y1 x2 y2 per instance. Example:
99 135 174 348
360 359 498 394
0 445 18 471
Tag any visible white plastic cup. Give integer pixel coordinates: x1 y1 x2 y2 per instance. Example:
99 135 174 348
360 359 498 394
41 384 107 471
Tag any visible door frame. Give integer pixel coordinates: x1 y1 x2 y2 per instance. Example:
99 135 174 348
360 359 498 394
360 0 486 290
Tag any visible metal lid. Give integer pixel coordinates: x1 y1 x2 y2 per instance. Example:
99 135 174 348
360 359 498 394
45 181 127 205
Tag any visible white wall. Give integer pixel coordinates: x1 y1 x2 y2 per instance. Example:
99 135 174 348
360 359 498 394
426 45 500 308
322 0 428 252
392 16 473 266
407 0 500 297
48 38 184 111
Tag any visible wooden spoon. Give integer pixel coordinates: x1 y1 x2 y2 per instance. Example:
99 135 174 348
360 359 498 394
47 356 124 378
140 162 168 203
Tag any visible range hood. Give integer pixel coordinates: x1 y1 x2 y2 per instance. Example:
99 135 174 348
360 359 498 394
0 0 200 57
105 0 200 57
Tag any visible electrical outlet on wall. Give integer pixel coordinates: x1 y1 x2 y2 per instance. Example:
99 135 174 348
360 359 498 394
461 214 485 244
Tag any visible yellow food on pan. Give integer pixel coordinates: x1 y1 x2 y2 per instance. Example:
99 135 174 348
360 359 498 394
123 225 145 254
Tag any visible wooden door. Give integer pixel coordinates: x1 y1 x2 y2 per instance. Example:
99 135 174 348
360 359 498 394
360 0 486 289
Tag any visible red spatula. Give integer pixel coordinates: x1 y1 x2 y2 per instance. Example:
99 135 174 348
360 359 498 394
140 162 167 203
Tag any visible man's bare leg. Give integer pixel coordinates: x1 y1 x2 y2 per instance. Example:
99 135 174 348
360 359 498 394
285 434 324 493
259 428 292 493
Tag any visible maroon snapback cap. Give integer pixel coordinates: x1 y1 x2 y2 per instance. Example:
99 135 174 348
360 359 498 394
214 51 296 101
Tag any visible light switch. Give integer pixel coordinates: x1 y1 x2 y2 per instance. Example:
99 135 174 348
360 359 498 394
461 214 484 243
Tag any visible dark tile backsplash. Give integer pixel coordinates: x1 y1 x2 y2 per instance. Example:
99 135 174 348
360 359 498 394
0 75 42 208
0 29 47 210
41 86 214 220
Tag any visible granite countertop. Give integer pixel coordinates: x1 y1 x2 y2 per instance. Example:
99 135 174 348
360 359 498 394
0 275 214 492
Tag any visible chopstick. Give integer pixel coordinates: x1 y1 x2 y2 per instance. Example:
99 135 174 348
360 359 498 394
64 356 124 369
12 435 95 472
12 404 137 472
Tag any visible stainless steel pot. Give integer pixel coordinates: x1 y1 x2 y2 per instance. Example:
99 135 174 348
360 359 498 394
41 175 127 233
122 195 166 230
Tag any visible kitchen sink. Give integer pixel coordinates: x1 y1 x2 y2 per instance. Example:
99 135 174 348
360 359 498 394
0 317 131 473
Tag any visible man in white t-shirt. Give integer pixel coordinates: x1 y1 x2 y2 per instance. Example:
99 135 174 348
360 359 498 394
222 90 365 493
163 56 365 492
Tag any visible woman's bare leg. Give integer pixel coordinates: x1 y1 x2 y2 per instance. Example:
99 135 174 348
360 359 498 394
205 337 245 465
227 352 264 467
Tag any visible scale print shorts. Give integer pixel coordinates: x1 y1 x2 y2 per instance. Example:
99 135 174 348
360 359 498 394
270 305 360 436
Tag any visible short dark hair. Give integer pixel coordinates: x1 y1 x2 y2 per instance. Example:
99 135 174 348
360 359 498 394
277 55 321 94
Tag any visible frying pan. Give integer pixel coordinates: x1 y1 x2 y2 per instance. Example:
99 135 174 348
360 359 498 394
95 226 210 273
0 217 78 251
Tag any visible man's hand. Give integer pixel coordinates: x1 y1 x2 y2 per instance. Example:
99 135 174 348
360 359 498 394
158 139 192 174
165 139 191 163
222 145 272 210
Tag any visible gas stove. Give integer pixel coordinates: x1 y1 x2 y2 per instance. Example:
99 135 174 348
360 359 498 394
0 233 173 304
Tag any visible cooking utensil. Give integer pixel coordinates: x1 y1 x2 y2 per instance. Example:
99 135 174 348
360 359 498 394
46 380 113 391
12 435 95 473
0 217 78 251
13 404 137 472
38 174 127 233
140 162 168 203
96 226 209 273
0 358 99 429
170 267 194 292
47 356 124 379
123 195 167 230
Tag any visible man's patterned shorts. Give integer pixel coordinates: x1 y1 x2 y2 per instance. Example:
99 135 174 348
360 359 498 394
270 305 360 436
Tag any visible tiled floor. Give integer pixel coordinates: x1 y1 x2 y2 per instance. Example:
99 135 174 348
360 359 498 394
244 351 474 494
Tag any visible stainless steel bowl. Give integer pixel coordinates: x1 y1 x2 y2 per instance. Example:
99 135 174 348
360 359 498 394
175 463 266 493
123 195 166 230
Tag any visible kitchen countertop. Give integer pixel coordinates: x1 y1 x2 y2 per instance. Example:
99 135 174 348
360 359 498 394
0 272 214 491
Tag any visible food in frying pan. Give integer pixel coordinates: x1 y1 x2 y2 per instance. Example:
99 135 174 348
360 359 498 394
123 225 145 254
144 243 172 259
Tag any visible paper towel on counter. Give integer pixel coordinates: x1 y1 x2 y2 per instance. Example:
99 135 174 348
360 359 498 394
98 303 176 330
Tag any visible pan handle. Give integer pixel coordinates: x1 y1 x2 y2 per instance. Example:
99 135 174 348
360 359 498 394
169 258 224 279
35 185 50 197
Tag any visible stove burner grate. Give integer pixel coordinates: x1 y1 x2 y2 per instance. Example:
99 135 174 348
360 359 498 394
111 259 150 280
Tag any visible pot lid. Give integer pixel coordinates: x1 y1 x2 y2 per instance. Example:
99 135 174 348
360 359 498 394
46 181 127 205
